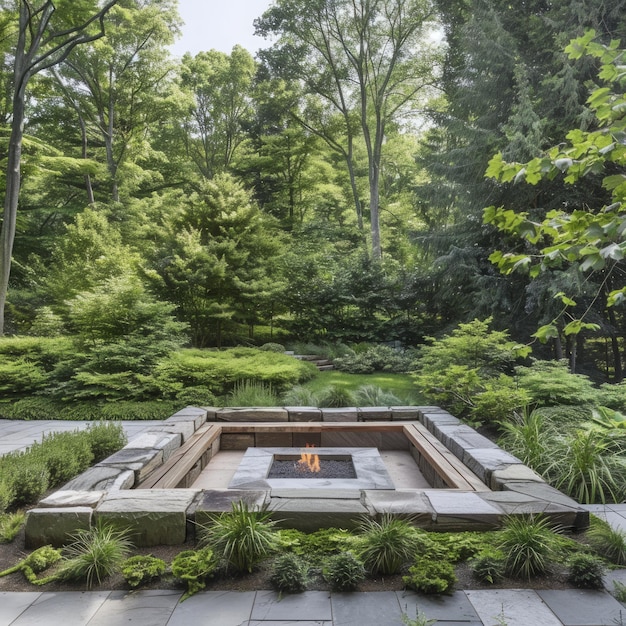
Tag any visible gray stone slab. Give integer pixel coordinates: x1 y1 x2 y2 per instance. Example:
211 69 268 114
248 622 332 626
166 406 208 429
390 406 420 420
286 406 323 422
158 420 195 443
426 491 502 530
466 589 562 626
398 590 481 623
95 490 197 546
61 466 135 491
603 511 626 533
88 589 181 626
38 490 105 508
331 591 404 626
268 497 369 531
123 431 182 462
251 590 332 622
358 406 392 420
0 592 43 624
320 431 382 448
24 507 93 548
167 590 255 626
320 408 358 422
97 447 164 482
193 490 268 523
215 407 289 422
490 464 545 490
462 448 524 483
364 490 434 518
538 589 626 625
10 591 111 626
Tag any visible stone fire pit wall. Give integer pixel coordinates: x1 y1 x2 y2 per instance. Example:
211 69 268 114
24 406 589 547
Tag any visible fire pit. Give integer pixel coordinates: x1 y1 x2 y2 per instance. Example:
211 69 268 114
228 446 394 491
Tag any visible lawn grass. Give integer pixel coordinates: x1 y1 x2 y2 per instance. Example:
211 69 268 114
303 371 425 404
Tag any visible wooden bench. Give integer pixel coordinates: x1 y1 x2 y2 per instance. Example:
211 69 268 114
136 423 221 489
402 422 489 491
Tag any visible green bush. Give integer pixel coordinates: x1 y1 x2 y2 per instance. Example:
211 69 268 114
270 553 309 593
322 552 366 591
175 387 217 407
497 515 559 580
84 422 127 463
31 431 94 485
586 518 626 565
121 555 167 588
358 515 420 576
277 527 356 565
199 501 278 574
566 553 605 589
155 348 317 396
225 380 280 407
469 550 506 584
514 360 599 407
0 545 63 584
402 556 457 594
0 481 13 514
260 342 286 353
471 375 531 423
334 345 416 374
0 511 25 543
316 385 356 408
171 547 217 600
54 523 133 589
3 456 50 507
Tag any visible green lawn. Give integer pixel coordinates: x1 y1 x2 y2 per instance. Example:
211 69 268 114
303 371 425 404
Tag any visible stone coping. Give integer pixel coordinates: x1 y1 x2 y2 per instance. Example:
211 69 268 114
24 406 589 547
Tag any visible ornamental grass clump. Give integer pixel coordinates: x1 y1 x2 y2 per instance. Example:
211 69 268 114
0 511 25 543
497 515 559 580
586 519 626 566
199 501 278 574
358 514 420 576
53 523 133 589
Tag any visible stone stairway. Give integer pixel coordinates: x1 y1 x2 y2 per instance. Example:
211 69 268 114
291 353 335 371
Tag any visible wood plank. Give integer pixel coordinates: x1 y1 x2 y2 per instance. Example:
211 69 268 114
403 423 488 491
219 421 405 433
137 424 221 489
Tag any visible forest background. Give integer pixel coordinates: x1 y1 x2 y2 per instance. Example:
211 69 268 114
1 0 626 420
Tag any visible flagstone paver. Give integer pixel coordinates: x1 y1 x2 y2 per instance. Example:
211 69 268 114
251 591 332 623
8 591 111 626
0 592 43 625
86 589 181 626
398 590 482 623
538 589 626 626
331 590 404 626
466 589 562 626
167 590 255 626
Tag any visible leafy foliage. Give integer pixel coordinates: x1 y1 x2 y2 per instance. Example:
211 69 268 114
334 345 417 374
586 518 626 566
171 547 217 600
121 555 167 588
322 552 365 591
469 550 506 584
199 501 278 574
0 511 25 543
402 556 457 594
566 553 606 589
269 552 309 593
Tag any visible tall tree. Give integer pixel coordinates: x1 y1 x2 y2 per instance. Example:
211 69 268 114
179 46 256 179
0 0 118 336
256 0 439 259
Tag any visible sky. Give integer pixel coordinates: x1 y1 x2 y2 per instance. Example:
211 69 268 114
171 0 274 57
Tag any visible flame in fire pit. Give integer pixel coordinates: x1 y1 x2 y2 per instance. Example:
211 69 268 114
297 444 320 473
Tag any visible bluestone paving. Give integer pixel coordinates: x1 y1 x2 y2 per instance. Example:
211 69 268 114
8 590 110 626
0 592 42 626
537 589 626 626
87 589 181 626
166 590 255 626
465 589 563 626
398 590 482 623
250 591 332 622
330 591 404 626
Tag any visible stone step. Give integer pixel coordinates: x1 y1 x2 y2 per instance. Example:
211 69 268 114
317 364 335 371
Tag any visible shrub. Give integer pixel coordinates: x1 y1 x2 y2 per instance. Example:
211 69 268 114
199 501 278 574
0 511 25 543
84 422 127 462
316 385 356 408
121 555 167 588
334 344 416 374
0 358 48 395
171 547 217 600
277 527 356 565
0 545 63 584
55 523 133 589
498 407 556 474
175 386 217 407
567 553 605 589
3 456 50 507
469 550 506 584
497 515 559 580
358 515 420 576
31 431 94 486
0 481 13 514
269 553 309 593
353 385 402 407
282 385 317 406
514 360 599 407
471 375 531 424
586 519 626 565
546 429 626 504
225 380 280 407
155 348 317 396
322 552 366 591
402 556 457 594
260 342 286 353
